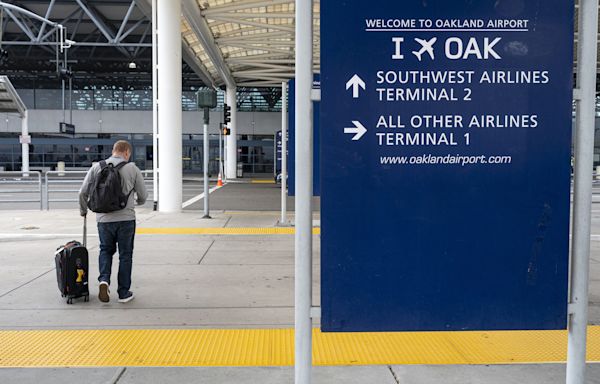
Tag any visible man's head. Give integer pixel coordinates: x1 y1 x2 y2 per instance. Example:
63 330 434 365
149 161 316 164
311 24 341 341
112 140 132 161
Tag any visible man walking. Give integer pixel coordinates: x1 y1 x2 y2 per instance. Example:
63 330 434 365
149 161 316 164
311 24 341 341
79 140 148 303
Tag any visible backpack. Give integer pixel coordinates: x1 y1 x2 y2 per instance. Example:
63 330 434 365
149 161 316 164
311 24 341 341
87 160 132 213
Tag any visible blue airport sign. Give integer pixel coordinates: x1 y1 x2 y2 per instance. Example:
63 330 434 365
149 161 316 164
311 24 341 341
321 0 574 332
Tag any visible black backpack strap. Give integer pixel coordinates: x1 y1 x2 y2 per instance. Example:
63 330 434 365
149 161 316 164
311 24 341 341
115 161 134 199
114 161 129 170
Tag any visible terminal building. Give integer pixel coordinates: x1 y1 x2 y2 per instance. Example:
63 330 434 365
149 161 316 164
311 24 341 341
0 0 287 176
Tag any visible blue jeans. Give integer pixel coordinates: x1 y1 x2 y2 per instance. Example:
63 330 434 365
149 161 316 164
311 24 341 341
97 220 136 299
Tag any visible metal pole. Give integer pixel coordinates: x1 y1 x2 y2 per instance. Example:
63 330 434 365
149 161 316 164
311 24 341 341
226 86 237 179
38 172 42 211
219 121 223 178
203 108 211 219
151 0 158 210
295 0 313 383
45 172 49 211
21 110 29 173
281 81 288 225
567 0 598 383
61 78 65 122
223 131 227 179
157 0 182 212
69 76 72 124
62 48 67 123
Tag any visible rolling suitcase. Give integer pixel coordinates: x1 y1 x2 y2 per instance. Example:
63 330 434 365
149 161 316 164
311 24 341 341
55 216 90 304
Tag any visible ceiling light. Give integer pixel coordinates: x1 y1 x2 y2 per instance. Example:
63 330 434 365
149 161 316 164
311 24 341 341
128 61 137 69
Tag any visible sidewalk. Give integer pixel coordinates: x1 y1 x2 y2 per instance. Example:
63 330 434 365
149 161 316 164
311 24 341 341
0 207 598 383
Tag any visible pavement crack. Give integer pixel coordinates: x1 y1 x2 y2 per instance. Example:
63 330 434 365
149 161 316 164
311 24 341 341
107 367 126 384
223 215 232 228
388 365 400 384
0 268 54 298
198 239 215 264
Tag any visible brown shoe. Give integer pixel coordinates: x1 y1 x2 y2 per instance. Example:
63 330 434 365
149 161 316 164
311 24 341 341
98 281 110 303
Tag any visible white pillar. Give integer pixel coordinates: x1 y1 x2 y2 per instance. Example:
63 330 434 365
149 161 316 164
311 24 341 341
295 0 314 383
151 0 158 209
567 0 598 383
157 0 182 212
226 86 237 179
21 110 29 172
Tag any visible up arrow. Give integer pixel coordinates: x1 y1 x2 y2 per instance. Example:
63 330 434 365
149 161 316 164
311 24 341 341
344 121 367 141
346 74 366 98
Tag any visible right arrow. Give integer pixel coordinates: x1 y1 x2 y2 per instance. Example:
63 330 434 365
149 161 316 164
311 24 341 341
345 74 366 98
344 120 367 141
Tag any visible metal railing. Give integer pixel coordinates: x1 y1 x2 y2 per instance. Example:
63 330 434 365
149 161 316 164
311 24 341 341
45 170 155 210
0 171 43 210
45 170 88 210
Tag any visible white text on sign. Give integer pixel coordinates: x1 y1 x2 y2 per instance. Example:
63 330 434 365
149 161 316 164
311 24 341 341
393 37 502 60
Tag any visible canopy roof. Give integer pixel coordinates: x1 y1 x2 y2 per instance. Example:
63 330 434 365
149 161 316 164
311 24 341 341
181 0 320 88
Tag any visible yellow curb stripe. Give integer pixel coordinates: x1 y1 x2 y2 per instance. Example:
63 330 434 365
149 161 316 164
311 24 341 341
0 327 598 367
136 227 321 235
251 179 276 184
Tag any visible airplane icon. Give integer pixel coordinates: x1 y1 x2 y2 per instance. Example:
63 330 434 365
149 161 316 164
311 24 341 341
412 37 437 61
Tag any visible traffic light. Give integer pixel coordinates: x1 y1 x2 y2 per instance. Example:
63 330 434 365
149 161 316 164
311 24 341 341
223 103 231 124
0 49 8 65
221 123 231 136
58 67 73 80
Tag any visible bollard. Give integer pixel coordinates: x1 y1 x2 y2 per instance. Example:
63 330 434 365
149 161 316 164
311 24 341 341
57 161 66 177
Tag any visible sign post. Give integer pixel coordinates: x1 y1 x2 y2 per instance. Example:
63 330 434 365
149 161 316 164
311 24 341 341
197 89 218 219
295 0 313 383
321 0 575 333
280 81 288 225
567 1 598 383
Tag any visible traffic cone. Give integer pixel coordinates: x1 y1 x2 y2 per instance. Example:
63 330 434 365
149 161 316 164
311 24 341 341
217 171 224 187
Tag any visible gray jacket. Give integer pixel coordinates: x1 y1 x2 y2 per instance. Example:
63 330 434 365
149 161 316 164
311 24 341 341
79 156 148 223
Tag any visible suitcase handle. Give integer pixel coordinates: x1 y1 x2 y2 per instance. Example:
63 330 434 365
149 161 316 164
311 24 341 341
83 215 87 248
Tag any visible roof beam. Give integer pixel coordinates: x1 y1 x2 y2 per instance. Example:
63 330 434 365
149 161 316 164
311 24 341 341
4 9 36 41
216 30 290 43
217 12 295 18
182 42 217 88
202 0 294 16
236 81 284 87
182 0 235 88
75 0 116 42
234 73 293 81
135 0 216 87
36 0 55 41
225 43 292 55
207 16 294 33
115 0 136 42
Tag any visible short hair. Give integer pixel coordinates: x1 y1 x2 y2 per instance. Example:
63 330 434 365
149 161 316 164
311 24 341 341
113 140 132 154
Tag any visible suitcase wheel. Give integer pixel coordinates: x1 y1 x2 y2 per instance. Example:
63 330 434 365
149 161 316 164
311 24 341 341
84 295 89 302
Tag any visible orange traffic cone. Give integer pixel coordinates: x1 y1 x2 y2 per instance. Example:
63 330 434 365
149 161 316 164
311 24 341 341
217 171 224 187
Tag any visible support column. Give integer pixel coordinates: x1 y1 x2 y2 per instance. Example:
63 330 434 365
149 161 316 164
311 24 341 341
226 86 237 180
157 0 182 212
295 0 313 383
151 0 158 209
21 110 29 172
567 0 598 383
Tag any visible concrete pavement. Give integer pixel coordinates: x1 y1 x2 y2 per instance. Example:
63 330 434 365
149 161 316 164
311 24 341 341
0 182 599 383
